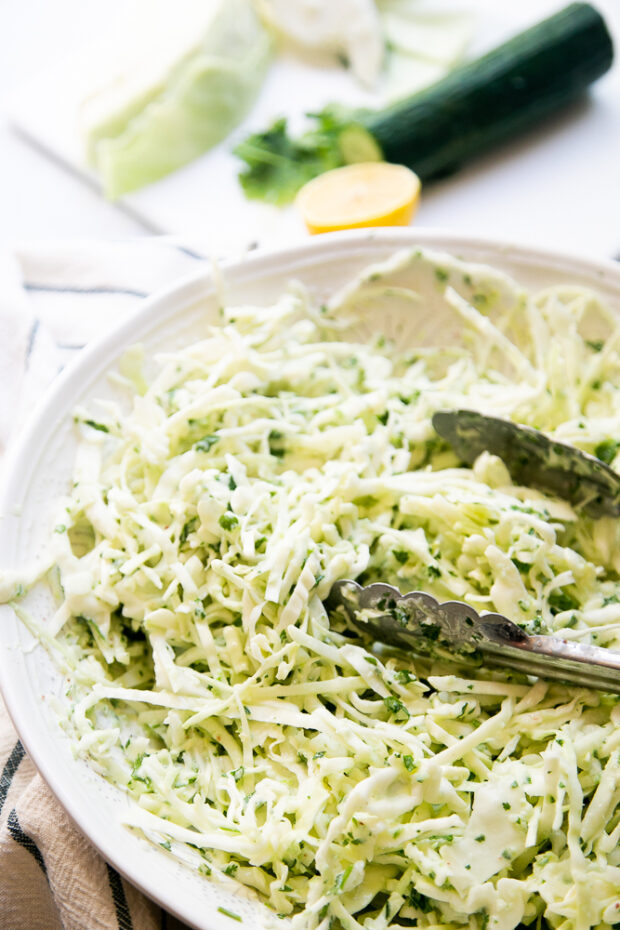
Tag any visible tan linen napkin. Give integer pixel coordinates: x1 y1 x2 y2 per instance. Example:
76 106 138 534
0 239 213 930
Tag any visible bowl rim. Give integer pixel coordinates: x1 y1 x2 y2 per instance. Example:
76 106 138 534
1 226 620 927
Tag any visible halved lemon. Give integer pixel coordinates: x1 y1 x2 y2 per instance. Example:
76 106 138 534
296 162 421 235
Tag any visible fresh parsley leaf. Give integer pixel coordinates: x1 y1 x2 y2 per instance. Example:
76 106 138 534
595 438 620 464
268 429 287 458
384 696 409 719
234 117 342 205
194 435 219 453
180 516 198 545
406 886 433 913
84 419 109 433
548 589 579 615
234 107 377 205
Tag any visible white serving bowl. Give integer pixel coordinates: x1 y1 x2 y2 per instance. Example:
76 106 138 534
1 229 619 929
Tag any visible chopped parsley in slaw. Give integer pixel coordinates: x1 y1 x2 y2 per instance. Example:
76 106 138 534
3 248 620 930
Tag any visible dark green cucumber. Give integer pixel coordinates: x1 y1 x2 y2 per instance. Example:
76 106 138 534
362 3 614 181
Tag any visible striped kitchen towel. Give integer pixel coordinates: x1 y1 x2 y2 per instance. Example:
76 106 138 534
0 238 214 930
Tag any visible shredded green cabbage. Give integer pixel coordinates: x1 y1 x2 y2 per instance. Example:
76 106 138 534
4 248 620 929
81 0 272 198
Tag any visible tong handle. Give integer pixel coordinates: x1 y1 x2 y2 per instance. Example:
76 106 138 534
480 619 620 693
327 580 620 694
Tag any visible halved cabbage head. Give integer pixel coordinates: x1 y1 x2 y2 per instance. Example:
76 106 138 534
80 0 272 198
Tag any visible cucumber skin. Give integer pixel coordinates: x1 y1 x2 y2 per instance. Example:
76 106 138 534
363 3 614 182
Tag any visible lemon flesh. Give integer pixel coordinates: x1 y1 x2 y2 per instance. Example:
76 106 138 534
296 162 421 234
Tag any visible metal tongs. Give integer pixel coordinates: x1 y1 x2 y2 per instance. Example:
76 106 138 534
326 410 620 694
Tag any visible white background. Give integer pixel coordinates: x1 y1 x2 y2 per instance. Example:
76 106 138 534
1 0 619 255
0 0 142 245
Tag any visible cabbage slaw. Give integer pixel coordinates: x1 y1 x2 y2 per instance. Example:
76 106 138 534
3 248 620 929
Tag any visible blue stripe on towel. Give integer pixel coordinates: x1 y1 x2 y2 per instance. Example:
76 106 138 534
7 808 47 875
0 741 25 817
106 863 134 930
172 243 207 262
24 283 149 299
25 319 40 365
